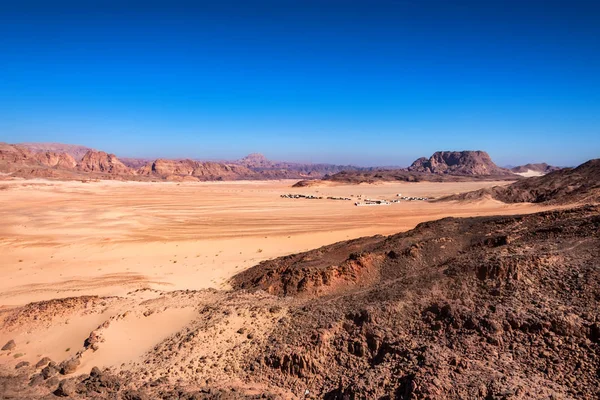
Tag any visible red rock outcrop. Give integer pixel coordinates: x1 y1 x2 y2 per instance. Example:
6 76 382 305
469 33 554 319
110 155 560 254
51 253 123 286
78 151 132 174
34 152 77 169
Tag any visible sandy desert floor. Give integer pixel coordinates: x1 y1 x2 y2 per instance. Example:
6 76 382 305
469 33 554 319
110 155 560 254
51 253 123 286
0 178 550 375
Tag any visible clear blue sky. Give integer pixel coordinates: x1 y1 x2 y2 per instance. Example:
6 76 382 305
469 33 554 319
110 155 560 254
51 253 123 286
1 0 599 166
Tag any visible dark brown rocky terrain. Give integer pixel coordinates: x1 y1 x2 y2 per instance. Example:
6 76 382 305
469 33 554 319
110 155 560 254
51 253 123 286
443 159 600 204
2 204 599 399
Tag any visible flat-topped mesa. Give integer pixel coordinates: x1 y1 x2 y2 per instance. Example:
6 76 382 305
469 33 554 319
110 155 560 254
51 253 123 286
78 150 132 174
408 150 515 176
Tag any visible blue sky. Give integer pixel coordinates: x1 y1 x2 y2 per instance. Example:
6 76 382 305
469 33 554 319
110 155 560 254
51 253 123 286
1 0 599 166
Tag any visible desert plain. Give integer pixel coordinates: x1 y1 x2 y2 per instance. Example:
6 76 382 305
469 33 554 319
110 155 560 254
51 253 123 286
0 178 549 374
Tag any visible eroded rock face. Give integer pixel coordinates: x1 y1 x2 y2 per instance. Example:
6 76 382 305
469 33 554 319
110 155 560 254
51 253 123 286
34 152 77 169
408 151 514 176
78 151 132 174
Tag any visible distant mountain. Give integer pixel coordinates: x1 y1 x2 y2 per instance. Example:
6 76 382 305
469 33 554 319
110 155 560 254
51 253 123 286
237 153 273 168
510 163 561 176
18 142 95 161
408 151 515 176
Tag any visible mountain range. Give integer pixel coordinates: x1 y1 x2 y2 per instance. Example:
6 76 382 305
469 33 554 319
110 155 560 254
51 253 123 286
1 143 561 183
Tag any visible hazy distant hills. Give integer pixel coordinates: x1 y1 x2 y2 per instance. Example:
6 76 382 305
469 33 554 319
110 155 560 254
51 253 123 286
1 142 366 181
2 143 566 184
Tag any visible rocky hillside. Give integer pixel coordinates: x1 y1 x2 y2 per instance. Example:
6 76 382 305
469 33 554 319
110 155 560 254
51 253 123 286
231 205 600 398
2 206 599 399
0 143 77 175
443 159 600 204
408 151 515 176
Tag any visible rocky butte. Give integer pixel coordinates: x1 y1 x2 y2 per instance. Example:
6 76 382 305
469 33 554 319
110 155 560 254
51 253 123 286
407 150 515 176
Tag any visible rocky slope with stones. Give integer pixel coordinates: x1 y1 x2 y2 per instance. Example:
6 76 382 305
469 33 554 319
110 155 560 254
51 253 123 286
442 158 600 205
1 205 599 399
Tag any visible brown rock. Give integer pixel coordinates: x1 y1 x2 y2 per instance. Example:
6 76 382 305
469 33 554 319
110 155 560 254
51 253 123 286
1 339 16 351
59 358 81 375
35 357 53 368
54 379 76 397
15 361 30 369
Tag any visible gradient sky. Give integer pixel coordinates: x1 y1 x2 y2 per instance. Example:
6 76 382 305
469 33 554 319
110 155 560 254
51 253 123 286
1 0 599 166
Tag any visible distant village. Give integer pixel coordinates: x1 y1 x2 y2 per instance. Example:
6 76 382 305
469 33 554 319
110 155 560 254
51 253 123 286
280 193 429 206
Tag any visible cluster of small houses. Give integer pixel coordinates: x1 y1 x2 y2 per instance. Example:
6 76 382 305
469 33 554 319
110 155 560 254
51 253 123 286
396 193 429 201
280 193 428 206
280 194 352 201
